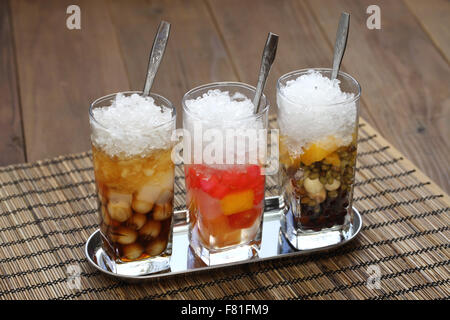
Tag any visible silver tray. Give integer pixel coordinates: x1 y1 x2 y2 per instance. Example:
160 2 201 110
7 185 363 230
85 196 362 282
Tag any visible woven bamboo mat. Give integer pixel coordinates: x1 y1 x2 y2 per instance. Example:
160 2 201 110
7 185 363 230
0 117 449 300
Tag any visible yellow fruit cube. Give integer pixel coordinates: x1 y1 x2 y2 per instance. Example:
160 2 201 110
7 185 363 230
220 190 254 215
323 152 341 167
301 137 339 165
300 144 329 165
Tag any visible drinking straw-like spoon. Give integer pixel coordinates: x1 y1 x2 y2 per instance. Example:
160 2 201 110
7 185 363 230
143 21 171 96
331 12 350 80
253 32 279 114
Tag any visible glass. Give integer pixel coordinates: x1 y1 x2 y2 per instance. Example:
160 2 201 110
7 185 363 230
89 91 176 275
182 82 269 265
277 68 361 250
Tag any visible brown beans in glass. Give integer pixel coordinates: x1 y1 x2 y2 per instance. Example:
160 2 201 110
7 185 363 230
93 146 174 262
280 138 357 232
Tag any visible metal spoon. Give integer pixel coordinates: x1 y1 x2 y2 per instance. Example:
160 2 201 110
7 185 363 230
142 21 171 96
253 32 279 114
331 12 350 80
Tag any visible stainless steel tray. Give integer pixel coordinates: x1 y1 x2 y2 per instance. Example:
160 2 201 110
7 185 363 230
85 196 362 282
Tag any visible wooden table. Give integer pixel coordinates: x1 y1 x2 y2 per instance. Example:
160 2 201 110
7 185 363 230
1 0 449 193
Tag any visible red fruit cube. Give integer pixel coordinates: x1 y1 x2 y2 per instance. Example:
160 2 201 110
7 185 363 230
236 173 249 189
199 175 219 193
210 183 230 199
227 208 261 229
246 165 260 179
221 171 240 189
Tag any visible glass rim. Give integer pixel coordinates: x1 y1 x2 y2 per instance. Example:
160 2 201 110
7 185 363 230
277 68 362 108
89 91 176 132
182 81 270 122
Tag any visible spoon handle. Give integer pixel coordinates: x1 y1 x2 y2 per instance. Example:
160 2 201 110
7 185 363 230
253 32 279 114
143 21 171 96
331 12 350 80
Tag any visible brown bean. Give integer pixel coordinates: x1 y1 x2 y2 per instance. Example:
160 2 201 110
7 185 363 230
153 203 173 221
303 169 310 178
328 190 338 198
309 188 326 204
122 243 144 260
131 200 154 214
139 220 161 239
107 201 132 222
301 197 310 204
146 239 167 256
113 226 137 245
156 189 173 205
304 177 324 194
325 179 341 191
127 214 147 230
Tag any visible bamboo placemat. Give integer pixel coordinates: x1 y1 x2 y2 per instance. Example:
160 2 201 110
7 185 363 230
0 117 448 300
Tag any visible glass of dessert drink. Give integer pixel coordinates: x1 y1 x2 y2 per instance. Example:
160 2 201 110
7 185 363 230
182 83 269 265
277 69 361 250
89 91 176 275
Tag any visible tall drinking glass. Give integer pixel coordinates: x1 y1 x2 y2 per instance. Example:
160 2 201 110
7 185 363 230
277 69 361 250
89 91 176 275
182 82 269 265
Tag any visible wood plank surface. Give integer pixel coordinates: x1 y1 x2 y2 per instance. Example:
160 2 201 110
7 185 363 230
307 0 449 193
10 0 130 161
0 0 25 164
107 0 238 126
405 0 450 61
